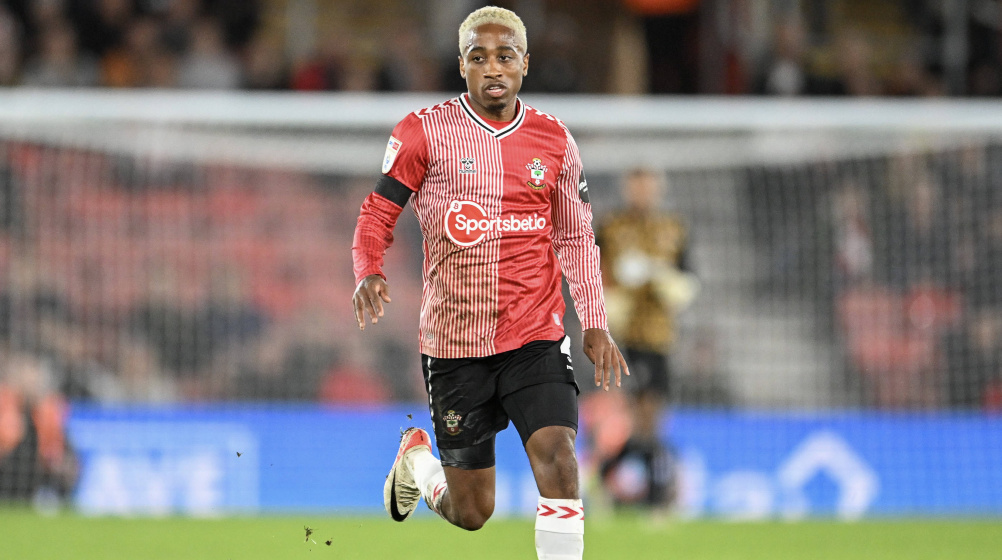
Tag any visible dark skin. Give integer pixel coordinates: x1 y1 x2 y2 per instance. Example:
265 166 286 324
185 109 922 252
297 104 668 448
353 22 629 531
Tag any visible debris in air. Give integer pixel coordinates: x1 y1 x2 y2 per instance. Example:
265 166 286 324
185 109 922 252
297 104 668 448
325 539 333 546
406 414 413 421
304 525 316 544
236 452 242 457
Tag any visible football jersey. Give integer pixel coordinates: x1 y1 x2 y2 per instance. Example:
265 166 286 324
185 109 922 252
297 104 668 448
353 94 607 358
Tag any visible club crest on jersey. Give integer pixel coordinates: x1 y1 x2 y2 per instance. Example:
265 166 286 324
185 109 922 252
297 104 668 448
443 410 463 435
382 136 402 174
525 157 548 190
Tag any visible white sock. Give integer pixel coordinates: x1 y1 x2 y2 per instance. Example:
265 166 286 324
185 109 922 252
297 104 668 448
411 449 448 515
535 497 584 560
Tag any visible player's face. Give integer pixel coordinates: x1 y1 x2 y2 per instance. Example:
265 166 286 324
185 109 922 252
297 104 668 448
459 23 529 120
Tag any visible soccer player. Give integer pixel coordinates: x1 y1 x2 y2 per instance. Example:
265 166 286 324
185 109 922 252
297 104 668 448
351 6 628 560
595 169 698 514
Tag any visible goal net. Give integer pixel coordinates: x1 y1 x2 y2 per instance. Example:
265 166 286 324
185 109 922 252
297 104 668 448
0 90 999 518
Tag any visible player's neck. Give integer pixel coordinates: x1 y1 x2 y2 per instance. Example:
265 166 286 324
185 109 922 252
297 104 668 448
465 93 517 123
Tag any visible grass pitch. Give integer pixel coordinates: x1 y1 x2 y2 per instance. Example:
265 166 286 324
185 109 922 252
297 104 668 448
2 509 999 559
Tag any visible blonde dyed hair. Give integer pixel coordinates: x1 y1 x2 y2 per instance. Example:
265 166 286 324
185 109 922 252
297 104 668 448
458 6 527 55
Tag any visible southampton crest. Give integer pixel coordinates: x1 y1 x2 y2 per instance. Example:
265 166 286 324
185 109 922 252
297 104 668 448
442 410 463 435
525 157 548 190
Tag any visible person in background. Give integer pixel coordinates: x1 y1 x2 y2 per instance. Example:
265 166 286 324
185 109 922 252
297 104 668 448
20 18 99 87
0 353 78 509
176 17 241 89
0 9 21 87
595 168 698 514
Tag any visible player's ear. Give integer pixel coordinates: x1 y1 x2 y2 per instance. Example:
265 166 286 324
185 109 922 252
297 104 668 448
458 55 466 79
522 52 529 76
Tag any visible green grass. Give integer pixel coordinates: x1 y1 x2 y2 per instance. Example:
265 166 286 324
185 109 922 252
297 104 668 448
2 509 1000 559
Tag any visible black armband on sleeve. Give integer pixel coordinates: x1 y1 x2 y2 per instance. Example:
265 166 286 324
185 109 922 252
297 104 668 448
375 174 413 208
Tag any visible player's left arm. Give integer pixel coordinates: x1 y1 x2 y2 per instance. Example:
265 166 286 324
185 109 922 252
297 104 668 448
551 129 629 391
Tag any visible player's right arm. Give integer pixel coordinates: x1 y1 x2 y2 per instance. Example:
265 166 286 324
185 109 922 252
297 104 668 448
351 113 428 330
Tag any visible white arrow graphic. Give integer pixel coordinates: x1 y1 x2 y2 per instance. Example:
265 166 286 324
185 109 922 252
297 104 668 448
777 431 879 520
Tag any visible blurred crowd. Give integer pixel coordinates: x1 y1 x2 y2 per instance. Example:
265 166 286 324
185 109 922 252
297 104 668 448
749 143 1002 411
0 141 426 410
2 0 1002 96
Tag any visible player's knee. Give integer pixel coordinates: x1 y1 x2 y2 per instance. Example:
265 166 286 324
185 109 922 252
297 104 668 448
551 448 579 493
455 500 493 531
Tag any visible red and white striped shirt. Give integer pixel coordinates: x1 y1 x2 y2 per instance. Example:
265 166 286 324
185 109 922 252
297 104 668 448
353 94 607 358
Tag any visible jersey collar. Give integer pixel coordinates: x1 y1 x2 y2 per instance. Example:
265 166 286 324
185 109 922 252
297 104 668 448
459 93 526 140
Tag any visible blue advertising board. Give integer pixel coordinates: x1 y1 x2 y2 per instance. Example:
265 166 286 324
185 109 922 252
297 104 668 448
66 405 1002 518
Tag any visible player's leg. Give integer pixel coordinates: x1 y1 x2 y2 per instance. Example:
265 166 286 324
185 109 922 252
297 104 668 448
628 349 677 511
407 354 507 530
437 464 496 530
503 382 584 560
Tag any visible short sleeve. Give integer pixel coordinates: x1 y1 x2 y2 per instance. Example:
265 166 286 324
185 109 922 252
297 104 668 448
382 113 429 191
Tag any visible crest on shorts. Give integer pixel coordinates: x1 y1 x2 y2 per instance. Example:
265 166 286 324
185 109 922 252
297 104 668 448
442 410 463 435
525 157 548 190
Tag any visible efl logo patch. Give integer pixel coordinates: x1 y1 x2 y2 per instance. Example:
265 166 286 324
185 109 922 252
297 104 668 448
526 157 548 190
443 410 463 435
382 136 402 174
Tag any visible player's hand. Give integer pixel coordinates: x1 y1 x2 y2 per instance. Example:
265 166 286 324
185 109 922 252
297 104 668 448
353 274 391 330
582 328 629 391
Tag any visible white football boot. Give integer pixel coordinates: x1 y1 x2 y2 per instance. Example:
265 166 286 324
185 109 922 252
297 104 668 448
383 427 432 521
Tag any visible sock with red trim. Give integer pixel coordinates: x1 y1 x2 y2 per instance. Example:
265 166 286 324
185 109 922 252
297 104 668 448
411 449 448 518
535 497 584 560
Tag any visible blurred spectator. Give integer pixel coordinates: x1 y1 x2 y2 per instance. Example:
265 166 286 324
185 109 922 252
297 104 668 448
176 17 241 89
202 266 267 357
375 25 441 92
0 9 21 86
884 49 943 96
0 353 78 508
70 0 134 58
128 265 209 377
291 34 351 91
622 0 702 93
520 12 583 93
880 170 952 289
227 309 336 401
943 308 1002 409
832 30 880 96
159 0 200 56
829 180 875 289
114 337 178 403
754 17 844 96
0 253 70 353
243 34 289 90
208 0 260 50
0 144 26 237
963 206 1002 309
101 15 174 87
20 19 99 87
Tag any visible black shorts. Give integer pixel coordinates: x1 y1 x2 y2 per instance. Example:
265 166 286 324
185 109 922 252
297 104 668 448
421 337 579 470
622 347 671 398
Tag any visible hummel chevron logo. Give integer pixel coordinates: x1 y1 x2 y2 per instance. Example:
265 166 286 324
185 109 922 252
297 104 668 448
537 505 584 519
